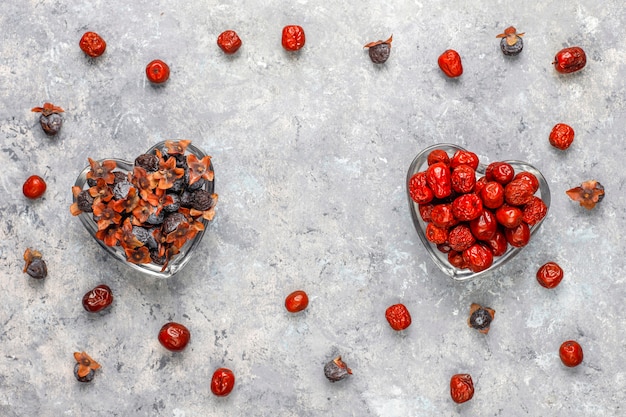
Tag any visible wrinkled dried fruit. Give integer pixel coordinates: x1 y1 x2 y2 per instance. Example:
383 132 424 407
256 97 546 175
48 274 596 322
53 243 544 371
282 25 305 51
158 322 190 352
536 261 563 289
211 368 236 396
566 180 604 210
285 290 309 313
496 26 524 56
82 284 114 312
217 30 242 54
559 340 583 367
549 123 575 150
73 351 100 382
554 46 586 74
146 59 170 84
31 102 64 136
468 303 495 334
385 303 412 331
23 248 47 279
364 35 393 64
438 49 463 78
450 373 474 403
324 356 352 382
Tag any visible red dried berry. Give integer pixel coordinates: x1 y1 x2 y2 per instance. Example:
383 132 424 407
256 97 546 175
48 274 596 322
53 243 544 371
559 340 583 367
211 368 236 396
450 150 479 170
282 25 305 51
504 178 535 206
425 223 449 245
285 290 309 313
430 203 458 229
438 49 463 78
536 262 563 288
146 59 170 84
23 175 47 199
452 193 483 222
409 172 434 204
553 47 586 74
495 204 523 229
504 222 530 247
158 322 190 352
484 228 508 256
427 149 450 166
480 181 505 209
469 209 498 240
426 162 452 199
485 162 515 185
473 176 489 196
463 243 493 273
79 31 106 57
514 171 539 193
82 284 114 312
522 196 548 226
451 164 476 194
448 250 469 269
450 373 474 403
217 30 242 54
448 224 475 252
549 123 575 150
418 203 435 222
385 303 412 331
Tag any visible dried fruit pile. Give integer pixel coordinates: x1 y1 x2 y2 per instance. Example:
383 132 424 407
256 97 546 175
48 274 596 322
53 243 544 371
70 140 217 271
409 148 548 273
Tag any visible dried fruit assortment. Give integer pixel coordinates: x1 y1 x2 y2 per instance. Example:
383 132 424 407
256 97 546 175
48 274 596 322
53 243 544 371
409 148 549 273
70 140 217 271
217 30 242 54
79 31 107 57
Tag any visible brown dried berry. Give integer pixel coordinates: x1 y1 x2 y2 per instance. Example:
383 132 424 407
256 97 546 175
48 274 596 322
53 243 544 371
364 35 393 64
324 356 352 382
23 248 47 279
468 303 495 334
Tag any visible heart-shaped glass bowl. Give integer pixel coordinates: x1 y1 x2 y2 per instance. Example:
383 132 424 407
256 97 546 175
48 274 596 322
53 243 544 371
72 141 214 279
406 143 551 281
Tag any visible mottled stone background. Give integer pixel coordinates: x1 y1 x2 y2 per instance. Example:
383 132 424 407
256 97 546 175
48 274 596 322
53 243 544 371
1 0 624 416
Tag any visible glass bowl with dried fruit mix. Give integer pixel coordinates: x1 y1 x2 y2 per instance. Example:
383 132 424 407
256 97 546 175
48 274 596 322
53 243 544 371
407 143 550 281
71 140 217 278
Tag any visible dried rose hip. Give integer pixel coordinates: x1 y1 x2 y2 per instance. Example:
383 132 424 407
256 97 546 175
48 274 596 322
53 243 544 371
468 303 495 334
485 162 515 185
82 284 114 312
559 340 583 367
463 243 493 273
480 181 504 209
324 356 352 382
211 368 236 396
418 203 435 222
566 180 604 210
146 59 170 84
409 172 434 204
23 175 47 199
522 196 548 226
448 224 475 252
451 164 476 194
495 204 523 229
427 149 450 166
504 178 534 206
496 26 524 56
430 203 457 228
285 290 309 313
426 162 452 199
23 248 47 279
554 46 586 74
451 193 483 222
438 49 463 78
364 35 393 64
385 303 412 331
450 150 479 170
217 30 242 54
74 351 100 383
425 223 448 245
536 261 563 288
158 322 190 352
450 373 474 403
514 171 539 193
504 222 530 247
31 102 64 136
282 25 305 51
469 209 498 240
79 31 106 57
549 123 575 150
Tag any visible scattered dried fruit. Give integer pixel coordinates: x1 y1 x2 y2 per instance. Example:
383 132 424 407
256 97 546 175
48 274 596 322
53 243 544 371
31 102 64 136
553 46 586 74
549 123 575 150
282 25 306 51
559 340 583 367
324 356 352 382
467 303 495 334
438 49 463 78
536 262 563 289
73 351 100 382
385 303 412 331
82 284 114 312
364 35 393 64
158 322 190 352
146 59 170 84
217 30 242 54
79 31 107 57
23 248 47 279
496 26 524 56
211 368 236 396
23 175 47 199
566 180 604 210
450 373 474 403
285 290 309 313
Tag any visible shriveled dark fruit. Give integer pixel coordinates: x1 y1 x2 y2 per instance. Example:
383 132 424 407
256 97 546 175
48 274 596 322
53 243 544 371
163 193 181 212
145 211 165 225
324 356 352 382
132 226 158 249
364 35 393 64
468 303 495 334
169 177 186 193
40 113 64 136
26 258 48 279
135 154 160 172
74 363 95 383
187 177 206 191
113 180 133 200
150 251 167 265
76 190 94 213
180 191 194 208
162 212 188 235
496 26 524 56
192 190 216 211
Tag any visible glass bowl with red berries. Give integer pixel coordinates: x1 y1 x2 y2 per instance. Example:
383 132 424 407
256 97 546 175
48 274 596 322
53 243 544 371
407 143 550 281
71 140 217 278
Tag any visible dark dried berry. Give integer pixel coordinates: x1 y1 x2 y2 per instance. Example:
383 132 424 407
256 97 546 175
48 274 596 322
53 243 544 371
180 191 194 208
26 259 48 279
324 356 352 382
132 227 158 249
150 251 167 265
468 303 495 334
74 363 95 382
192 190 216 211
187 177 206 192
169 177 186 193
135 154 160 172
40 113 63 136
496 26 524 56
76 190 94 213
162 212 187 235
364 35 393 64
113 180 133 200
163 193 181 212
145 211 165 225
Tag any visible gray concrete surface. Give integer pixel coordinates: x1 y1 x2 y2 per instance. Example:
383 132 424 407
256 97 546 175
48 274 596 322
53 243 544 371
1 1 625 416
